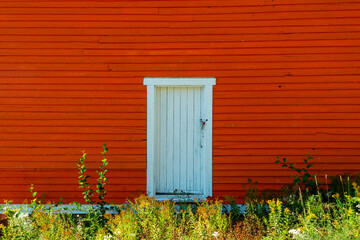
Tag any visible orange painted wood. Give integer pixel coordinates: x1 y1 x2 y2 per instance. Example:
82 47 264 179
0 140 146 148
0 11 359 21
1 31 360 43
0 0 359 7
1 69 360 78
0 185 146 193
213 148 360 156
213 120 360 128
0 0 359 204
0 160 146 169
0 3 360 14
0 170 145 178
1 26 360 36
0 119 147 127
2 48 360 57
0 155 146 163
2 97 360 106
107 61 360 70
0 75 359 84
0 18 359 29
0 126 146 134
0 105 146 113
1 55 360 65
2 39 360 48
213 127 360 135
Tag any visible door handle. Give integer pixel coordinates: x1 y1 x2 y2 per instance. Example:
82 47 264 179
200 119 208 148
201 119 208 130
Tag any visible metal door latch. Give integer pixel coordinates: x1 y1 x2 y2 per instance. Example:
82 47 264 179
201 119 208 130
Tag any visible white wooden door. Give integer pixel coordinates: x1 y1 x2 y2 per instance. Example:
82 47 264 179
144 77 215 200
154 86 204 195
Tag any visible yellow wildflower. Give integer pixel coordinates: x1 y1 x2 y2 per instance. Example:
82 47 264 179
284 208 290 214
347 207 354 216
306 211 317 220
332 193 340 199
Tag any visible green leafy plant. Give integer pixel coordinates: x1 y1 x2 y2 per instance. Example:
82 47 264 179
263 199 291 240
75 143 111 237
243 178 268 220
224 195 242 223
96 144 109 211
1 180 360 239
107 195 231 239
275 155 317 192
330 172 360 199
77 151 94 204
3 150 360 239
28 184 39 210
76 144 109 206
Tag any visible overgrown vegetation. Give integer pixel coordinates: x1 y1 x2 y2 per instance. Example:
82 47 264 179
76 144 113 236
1 150 360 239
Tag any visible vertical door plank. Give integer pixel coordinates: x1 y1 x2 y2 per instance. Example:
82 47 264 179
200 87 204 193
166 87 174 192
154 87 160 193
193 87 201 193
173 87 181 192
179 87 188 193
159 87 168 193
203 85 213 197
146 85 156 196
186 87 194 192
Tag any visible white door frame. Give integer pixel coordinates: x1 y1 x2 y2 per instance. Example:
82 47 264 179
144 77 216 200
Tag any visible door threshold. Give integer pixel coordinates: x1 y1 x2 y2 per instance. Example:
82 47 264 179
154 194 207 202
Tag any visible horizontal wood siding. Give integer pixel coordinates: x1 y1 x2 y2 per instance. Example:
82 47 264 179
0 0 359 203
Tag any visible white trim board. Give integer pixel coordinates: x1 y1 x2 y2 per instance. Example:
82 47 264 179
144 77 216 201
144 77 216 86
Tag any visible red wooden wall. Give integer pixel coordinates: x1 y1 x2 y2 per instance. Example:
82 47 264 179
1 0 360 203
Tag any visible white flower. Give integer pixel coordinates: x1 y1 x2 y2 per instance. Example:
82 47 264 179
289 228 302 239
17 212 29 219
16 212 30 223
77 222 82 231
12 211 33 229
114 229 121 236
356 204 360 209
212 231 220 238
103 235 112 240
